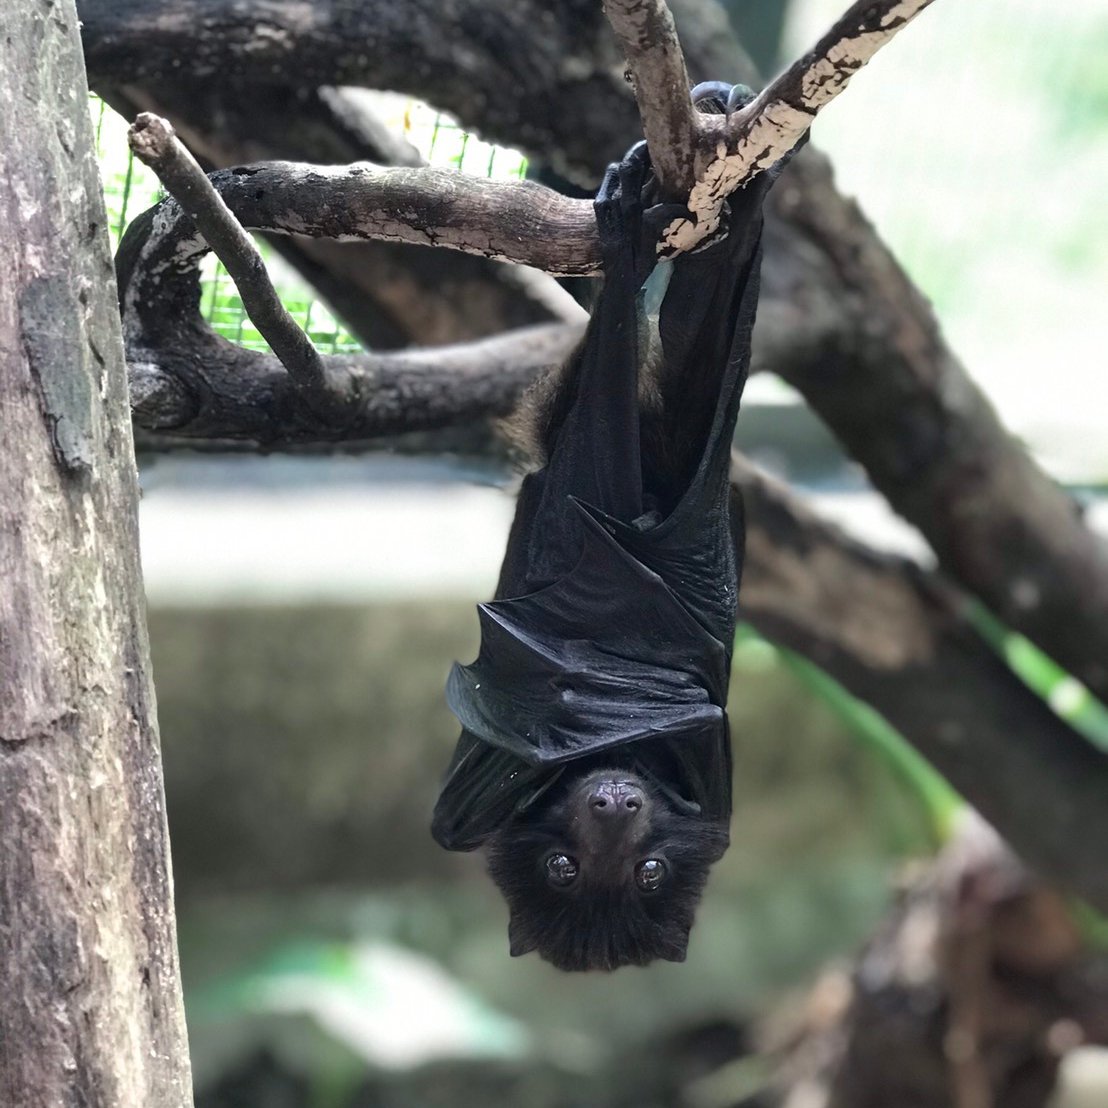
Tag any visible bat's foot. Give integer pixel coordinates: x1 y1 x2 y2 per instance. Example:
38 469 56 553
690 81 757 117
595 141 688 286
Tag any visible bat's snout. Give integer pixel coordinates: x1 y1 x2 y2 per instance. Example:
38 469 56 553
587 781 645 823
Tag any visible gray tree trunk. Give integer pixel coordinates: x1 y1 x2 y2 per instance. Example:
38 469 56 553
0 1 193 1104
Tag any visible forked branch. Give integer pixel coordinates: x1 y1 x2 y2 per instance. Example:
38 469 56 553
608 0 937 247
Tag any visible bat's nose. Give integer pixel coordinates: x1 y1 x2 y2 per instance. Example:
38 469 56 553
587 781 644 821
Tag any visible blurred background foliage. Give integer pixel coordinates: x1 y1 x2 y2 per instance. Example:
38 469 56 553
94 0 1108 1103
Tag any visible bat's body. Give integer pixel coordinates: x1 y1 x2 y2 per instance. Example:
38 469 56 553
433 119 783 971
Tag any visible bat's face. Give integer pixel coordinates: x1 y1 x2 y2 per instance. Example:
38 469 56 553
486 768 728 971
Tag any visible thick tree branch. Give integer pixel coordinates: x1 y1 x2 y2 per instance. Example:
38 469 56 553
607 0 938 246
121 161 599 275
732 458 1108 912
129 322 581 446
666 0 938 249
767 151 1108 704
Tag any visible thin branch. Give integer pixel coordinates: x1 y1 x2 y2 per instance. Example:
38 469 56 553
604 0 699 197
128 113 334 413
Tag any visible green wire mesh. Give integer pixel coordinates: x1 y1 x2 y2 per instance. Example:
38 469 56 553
92 95 528 355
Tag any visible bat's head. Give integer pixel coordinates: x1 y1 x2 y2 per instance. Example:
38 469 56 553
485 767 728 971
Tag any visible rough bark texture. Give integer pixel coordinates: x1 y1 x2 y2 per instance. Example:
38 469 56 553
0 2 192 1104
604 0 699 197
79 0 631 184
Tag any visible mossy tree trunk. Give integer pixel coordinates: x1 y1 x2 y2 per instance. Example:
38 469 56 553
0 1 193 1103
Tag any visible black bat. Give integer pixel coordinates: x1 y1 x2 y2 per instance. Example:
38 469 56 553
433 85 789 971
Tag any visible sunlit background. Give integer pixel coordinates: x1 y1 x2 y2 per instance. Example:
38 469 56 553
92 0 1108 1103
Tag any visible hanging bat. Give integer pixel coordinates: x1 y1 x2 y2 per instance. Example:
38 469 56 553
433 84 791 971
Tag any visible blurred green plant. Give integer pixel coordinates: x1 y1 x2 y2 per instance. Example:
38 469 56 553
734 625 962 844
968 603 1108 752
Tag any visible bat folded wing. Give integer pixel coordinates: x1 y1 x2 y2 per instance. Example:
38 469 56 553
432 500 734 851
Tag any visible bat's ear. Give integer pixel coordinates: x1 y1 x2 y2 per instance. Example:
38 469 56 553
660 931 691 963
508 917 538 958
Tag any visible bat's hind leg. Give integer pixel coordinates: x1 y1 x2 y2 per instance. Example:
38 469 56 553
545 141 670 523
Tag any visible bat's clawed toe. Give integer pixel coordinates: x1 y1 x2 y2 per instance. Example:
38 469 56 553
616 139 653 210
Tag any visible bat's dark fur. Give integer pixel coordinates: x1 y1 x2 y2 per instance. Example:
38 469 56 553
487 769 729 970
433 84 794 972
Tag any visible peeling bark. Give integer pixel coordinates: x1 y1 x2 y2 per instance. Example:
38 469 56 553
0 2 192 1103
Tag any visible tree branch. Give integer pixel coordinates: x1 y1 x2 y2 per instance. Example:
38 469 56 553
666 0 938 249
604 0 698 196
128 113 341 416
128 322 581 446
121 161 600 276
767 150 1108 704
607 0 938 247
732 458 1108 912
100 81 581 350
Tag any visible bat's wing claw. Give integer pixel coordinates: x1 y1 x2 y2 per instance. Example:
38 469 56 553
595 159 621 207
595 140 662 283
617 139 652 216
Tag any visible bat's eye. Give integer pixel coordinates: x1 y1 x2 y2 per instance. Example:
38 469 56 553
545 853 579 887
635 858 667 892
